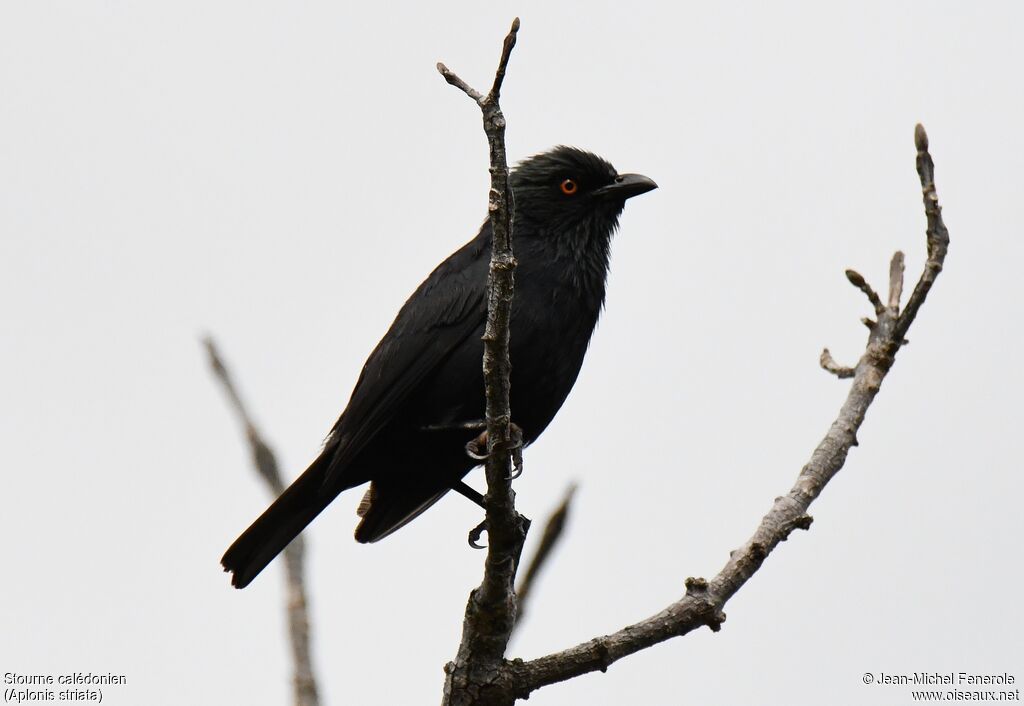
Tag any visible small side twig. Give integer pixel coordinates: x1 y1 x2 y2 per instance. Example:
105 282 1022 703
204 337 320 706
845 269 885 316
514 483 578 629
819 348 855 379
888 251 905 311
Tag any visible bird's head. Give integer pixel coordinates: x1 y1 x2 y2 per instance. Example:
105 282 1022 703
510 146 657 236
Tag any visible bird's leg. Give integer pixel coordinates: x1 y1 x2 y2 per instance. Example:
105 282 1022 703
453 482 489 549
453 481 486 509
460 423 524 549
456 480 531 550
464 422 524 480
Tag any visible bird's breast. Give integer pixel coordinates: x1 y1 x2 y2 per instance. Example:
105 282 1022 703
506 267 605 440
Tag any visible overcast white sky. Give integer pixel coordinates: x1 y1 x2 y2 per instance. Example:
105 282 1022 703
2 2 1022 705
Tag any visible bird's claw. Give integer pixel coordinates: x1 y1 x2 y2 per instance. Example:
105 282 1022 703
463 423 524 480
468 519 488 549
504 424 524 479
465 433 489 461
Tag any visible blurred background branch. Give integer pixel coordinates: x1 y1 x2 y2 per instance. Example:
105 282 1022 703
514 483 577 630
204 336 321 706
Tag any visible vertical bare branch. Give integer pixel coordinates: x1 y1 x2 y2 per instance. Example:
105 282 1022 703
436 18 528 706
204 337 320 706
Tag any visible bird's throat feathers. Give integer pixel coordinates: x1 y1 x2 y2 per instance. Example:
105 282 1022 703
545 212 617 306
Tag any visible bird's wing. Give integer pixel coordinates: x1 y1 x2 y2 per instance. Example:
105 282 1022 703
322 232 489 484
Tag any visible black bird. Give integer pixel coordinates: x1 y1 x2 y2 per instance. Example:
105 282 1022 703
222 147 656 588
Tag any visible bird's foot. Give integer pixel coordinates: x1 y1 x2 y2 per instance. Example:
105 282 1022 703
465 432 489 461
466 513 533 551
464 423 524 480
468 518 488 549
506 424 524 479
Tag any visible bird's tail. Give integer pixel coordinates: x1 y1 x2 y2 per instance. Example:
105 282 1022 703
221 450 339 588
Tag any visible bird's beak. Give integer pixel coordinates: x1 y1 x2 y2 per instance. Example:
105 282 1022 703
594 173 658 201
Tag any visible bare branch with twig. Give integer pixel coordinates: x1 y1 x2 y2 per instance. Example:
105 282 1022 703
425 105 948 702
436 18 532 706
204 337 320 706
494 123 950 701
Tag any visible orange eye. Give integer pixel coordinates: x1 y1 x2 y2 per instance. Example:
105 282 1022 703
560 178 578 195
